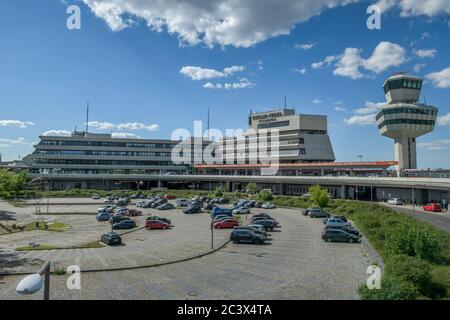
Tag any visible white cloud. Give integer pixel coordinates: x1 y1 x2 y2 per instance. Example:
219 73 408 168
117 122 160 132
413 48 437 58
318 42 406 79
362 42 406 73
311 55 338 69
42 130 71 137
0 120 35 129
426 67 450 88
180 65 244 81
295 43 315 50
313 99 323 104
333 48 363 79
355 101 386 115
334 106 348 112
377 0 450 16
413 63 426 72
87 121 116 130
82 0 358 48
418 139 450 151
111 132 140 138
344 114 377 125
0 137 29 145
294 68 307 74
437 113 450 126
203 78 255 90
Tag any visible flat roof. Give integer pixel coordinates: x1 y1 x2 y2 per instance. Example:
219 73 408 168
194 161 398 170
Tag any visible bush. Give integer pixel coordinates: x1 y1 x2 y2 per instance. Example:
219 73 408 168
258 190 273 202
309 184 329 208
386 222 442 262
385 255 432 295
213 187 224 198
359 275 419 300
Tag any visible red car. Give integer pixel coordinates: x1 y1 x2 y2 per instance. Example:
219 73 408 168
125 209 142 217
163 194 177 200
145 220 171 230
213 219 239 229
423 203 442 212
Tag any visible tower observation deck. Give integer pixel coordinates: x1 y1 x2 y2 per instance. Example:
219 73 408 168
376 73 438 173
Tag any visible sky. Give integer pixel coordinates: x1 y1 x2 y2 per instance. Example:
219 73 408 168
0 0 449 168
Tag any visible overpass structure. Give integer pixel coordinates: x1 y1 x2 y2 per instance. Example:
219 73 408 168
28 173 450 204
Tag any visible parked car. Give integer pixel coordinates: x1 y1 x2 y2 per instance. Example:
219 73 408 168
163 194 176 200
252 216 279 227
213 219 239 229
113 219 136 230
309 209 330 218
146 216 171 225
322 229 361 243
145 219 171 230
125 209 142 217
98 205 116 213
157 203 175 210
323 225 361 237
218 197 230 204
250 219 276 231
103 197 114 204
423 203 442 212
184 204 202 214
326 218 352 228
253 213 273 220
101 232 122 246
262 203 276 209
96 212 112 222
204 203 217 210
235 225 268 237
388 198 404 205
323 216 347 224
233 207 251 215
92 194 101 200
176 199 190 207
230 229 266 245
303 207 322 216
110 215 132 224
114 207 129 215
211 207 233 218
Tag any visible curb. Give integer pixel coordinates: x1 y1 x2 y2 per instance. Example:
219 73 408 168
0 239 230 276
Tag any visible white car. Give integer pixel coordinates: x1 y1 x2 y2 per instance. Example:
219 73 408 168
387 198 403 205
232 207 251 215
262 203 276 209
92 194 101 200
103 198 114 204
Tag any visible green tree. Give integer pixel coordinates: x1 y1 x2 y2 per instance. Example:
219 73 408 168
309 185 329 208
258 190 274 202
213 187 224 198
245 183 258 194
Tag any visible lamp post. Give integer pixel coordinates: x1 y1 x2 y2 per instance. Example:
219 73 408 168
16 261 51 300
357 154 363 162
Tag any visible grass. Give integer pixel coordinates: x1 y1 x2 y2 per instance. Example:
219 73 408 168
15 241 105 251
22 222 71 232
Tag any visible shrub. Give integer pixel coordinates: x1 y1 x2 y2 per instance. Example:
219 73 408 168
385 255 432 295
359 275 419 300
213 187 224 198
258 190 274 202
309 184 329 208
245 183 257 194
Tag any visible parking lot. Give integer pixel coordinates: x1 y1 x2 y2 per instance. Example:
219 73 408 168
0 197 376 300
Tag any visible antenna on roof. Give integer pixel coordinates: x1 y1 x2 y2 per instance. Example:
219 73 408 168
85 102 90 134
207 107 210 140
284 96 287 109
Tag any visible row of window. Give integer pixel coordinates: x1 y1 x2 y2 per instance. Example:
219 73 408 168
32 159 179 166
40 140 177 149
35 150 173 157
257 121 290 129
30 169 182 175
376 108 437 121
383 78 422 94
378 119 435 129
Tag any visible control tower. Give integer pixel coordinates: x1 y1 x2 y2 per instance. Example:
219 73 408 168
376 73 438 173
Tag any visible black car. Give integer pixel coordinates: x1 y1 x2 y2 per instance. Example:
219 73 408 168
323 216 347 224
204 203 217 210
253 213 273 220
146 216 171 225
322 229 361 243
309 210 330 218
230 229 266 245
235 226 268 237
251 219 276 231
252 216 279 226
184 205 202 214
109 215 132 223
101 232 122 246
218 197 230 204
113 219 136 230
323 225 361 237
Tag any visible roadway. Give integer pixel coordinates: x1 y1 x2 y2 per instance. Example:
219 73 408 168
380 202 450 234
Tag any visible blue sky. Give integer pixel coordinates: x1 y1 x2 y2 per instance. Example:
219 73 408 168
0 0 449 168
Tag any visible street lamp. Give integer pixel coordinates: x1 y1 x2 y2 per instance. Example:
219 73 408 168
16 261 51 300
357 154 363 162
